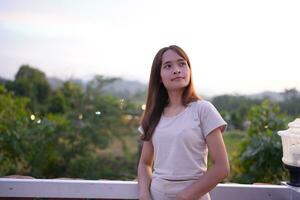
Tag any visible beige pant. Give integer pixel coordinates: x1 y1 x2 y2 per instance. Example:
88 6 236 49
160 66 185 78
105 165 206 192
150 177 211 200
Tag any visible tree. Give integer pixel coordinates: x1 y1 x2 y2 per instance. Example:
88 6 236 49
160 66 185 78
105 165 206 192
233 100 290 183
48 80 85 114
279 88 300 117
1 71 142 180
5 65 50 112
212 95 260 130
0 84 30 175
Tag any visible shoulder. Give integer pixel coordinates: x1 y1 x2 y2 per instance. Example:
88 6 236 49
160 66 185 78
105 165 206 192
190 100 222 119
193 99 212 106
192 100 227 135
190 99 215 111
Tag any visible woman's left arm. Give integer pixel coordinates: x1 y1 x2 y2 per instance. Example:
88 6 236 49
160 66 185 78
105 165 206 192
176 127 230 200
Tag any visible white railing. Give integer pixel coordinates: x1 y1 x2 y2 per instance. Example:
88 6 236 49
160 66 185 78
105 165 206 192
0 178 300 200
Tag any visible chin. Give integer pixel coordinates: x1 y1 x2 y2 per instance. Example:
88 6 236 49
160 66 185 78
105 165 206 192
166 83 189 91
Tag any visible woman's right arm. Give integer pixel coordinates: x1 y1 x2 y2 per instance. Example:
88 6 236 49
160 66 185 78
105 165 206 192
138 140 154 200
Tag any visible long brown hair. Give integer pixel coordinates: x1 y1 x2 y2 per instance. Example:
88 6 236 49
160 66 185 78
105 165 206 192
140 45 200 141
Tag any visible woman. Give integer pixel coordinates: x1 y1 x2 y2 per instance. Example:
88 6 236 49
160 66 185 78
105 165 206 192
138 45 229 200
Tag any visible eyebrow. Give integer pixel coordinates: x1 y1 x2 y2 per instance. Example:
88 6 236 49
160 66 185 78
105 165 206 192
162 59 186 66
177 58 186 62
162 61 172 66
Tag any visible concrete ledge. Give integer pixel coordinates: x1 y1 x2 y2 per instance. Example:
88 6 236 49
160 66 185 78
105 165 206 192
1 178 300 200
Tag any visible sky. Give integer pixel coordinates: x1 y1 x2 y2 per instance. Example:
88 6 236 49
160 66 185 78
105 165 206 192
0 0 300 96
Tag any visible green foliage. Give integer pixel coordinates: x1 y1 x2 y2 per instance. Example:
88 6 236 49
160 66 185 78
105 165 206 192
20 115 70 177
279 88 300 117
3 64 300 182
1 70 142 180
5 65 51 112
233 100 289 183
67 154 137 180
212 91 300 130
212 95 260 130
47 81 84 116
0 84 30 174
48 92 67 113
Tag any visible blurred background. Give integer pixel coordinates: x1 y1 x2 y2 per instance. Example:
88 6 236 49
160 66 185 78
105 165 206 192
0 0 300 184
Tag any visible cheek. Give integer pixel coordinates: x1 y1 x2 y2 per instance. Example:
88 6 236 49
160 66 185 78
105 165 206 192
183 67 191 79
186 71 191 81
160 73 173 89
160 71 169 83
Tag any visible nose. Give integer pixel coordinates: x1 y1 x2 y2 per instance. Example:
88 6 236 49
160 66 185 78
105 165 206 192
173 67 181 74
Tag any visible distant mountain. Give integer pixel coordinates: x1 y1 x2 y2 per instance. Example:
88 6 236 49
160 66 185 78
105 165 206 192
47 76 147 101
247 91 285 102
0 76 8 84
46 75 299 103
47 77 85 90
102 79 147 97
247 90 300 102
47 77 64 90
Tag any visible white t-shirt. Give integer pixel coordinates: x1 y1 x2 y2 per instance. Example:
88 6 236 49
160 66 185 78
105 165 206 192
139 100 227 181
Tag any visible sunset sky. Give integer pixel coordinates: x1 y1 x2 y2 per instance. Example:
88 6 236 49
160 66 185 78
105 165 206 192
1 0 299 96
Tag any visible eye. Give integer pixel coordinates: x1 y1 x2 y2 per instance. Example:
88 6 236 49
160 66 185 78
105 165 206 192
163 64 171 69
179 61 187 67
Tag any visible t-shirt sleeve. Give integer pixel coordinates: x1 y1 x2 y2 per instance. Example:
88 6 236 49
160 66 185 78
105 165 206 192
198 101 227 138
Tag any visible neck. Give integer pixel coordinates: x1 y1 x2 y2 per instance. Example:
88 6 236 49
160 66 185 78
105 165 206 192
167 89 184 107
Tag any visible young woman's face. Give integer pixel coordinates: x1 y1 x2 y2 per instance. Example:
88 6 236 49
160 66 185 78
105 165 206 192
160 49 191 91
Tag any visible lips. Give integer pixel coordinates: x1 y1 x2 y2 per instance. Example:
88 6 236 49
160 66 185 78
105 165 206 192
171 77 184 81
